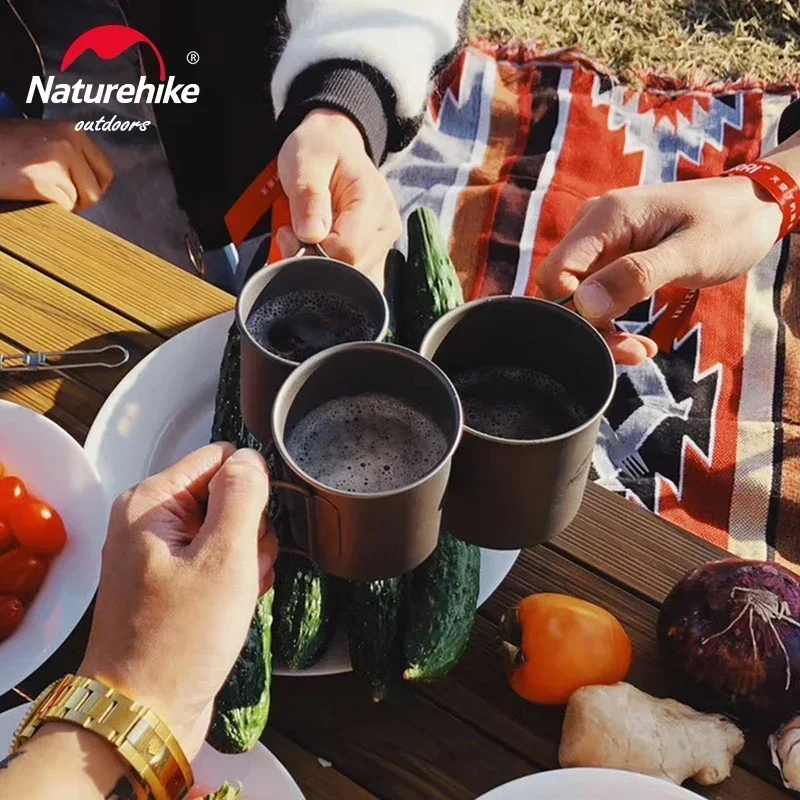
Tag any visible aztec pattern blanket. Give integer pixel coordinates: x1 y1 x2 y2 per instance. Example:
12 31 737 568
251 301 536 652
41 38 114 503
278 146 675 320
384 44 800 567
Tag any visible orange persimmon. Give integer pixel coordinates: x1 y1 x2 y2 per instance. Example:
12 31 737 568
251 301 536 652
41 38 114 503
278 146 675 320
500 593 632 705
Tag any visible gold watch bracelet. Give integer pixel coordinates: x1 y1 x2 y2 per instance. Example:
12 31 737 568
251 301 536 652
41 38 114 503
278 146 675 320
10 674 193 800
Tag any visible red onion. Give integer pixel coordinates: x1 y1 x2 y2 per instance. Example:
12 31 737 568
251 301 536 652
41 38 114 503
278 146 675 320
658 558 800 731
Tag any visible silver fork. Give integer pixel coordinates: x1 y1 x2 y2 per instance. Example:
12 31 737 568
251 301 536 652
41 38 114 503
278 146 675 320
600 418 650 480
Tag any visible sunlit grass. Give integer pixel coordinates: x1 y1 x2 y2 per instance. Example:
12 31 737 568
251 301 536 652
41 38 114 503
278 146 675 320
471 0 800 87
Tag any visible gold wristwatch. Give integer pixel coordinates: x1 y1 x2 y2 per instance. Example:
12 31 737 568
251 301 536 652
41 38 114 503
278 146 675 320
10 675 193 800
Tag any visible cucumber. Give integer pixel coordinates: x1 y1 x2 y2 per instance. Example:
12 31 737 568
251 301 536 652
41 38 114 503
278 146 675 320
207 589 274 754
403 207 464 350
397 211 478 682
344 209 469 699
209 326 277 754
346 577 407 702
211 323 247 447
200 783 241 800
273 553 340 672
383 247 405 344
402 532 480 681
211 322 287 529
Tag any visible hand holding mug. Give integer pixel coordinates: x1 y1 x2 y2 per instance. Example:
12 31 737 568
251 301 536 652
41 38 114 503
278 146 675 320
535 176 783 364
276 109 402 284
80 444 279 759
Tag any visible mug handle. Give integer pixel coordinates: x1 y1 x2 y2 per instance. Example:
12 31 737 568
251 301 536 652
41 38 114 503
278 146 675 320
271 480 342 562
293 243 331 259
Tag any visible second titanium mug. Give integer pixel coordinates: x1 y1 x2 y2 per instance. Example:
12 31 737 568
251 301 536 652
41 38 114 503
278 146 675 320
420 296 616 550
271 342 463 581
235 246 390 447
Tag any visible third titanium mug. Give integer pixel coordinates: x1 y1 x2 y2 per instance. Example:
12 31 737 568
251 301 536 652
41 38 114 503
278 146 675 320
271 341 463 581
420 296 616 550
236 246 389 448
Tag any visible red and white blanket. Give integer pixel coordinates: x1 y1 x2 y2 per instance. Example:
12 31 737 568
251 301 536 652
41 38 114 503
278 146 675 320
385 45 800 567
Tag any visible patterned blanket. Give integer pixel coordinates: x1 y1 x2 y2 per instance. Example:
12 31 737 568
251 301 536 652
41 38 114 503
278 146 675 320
385 44 800 567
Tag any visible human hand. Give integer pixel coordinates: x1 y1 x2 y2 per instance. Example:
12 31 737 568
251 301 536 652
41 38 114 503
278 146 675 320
536 176 783 364
276 109 402 284
79 444 279 759
0 119 113 211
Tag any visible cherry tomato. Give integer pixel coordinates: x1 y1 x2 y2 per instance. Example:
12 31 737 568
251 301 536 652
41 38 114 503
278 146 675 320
0 461 4 478
0 476 26 518
0 596 24 642
10 500 67 555
0 521 14 554
0 548 49 602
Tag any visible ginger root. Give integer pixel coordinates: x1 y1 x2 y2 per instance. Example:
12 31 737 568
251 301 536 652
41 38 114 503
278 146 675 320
559 682 744 786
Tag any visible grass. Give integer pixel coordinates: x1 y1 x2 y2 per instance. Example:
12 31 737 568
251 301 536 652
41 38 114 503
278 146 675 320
470 0 800 87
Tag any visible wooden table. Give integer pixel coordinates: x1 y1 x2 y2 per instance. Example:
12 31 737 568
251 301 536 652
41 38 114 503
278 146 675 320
0 203 789 799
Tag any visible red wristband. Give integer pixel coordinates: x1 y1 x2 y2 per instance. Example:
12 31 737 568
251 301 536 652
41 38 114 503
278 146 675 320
724 160 799 241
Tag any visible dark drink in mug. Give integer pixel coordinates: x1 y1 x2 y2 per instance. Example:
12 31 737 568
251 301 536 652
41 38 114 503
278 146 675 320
285 392 449 493
246 288 379 362
451 365 588 441
236 252 389 448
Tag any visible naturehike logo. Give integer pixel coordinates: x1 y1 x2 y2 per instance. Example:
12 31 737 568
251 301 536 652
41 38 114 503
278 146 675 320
26 25 199 132
62 25 166 80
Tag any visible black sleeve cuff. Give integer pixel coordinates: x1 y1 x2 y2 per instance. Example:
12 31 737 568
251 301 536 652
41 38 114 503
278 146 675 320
778 98 800 145
276 61 390 164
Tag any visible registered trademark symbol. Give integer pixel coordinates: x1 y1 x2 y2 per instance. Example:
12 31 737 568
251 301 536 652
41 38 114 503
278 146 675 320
187 51 200 64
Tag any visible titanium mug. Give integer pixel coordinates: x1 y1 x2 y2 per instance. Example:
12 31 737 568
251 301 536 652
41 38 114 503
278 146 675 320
236 245 390 447
420 296 616 550
271 342 463 581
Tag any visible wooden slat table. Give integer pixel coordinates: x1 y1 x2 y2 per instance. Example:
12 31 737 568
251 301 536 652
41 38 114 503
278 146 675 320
0 203 789 799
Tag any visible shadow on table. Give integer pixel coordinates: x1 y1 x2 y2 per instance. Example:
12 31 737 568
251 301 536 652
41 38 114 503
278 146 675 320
0 200 40 216
0 330 158 444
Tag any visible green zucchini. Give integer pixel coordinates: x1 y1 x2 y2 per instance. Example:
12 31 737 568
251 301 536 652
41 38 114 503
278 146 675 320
200 783 241 800
402 533 480 681
346 577 407 702
211 321 287 529
207 589 274 754
383 247 405 344
211 324 247 447
273 553 340 672
403 207 464 350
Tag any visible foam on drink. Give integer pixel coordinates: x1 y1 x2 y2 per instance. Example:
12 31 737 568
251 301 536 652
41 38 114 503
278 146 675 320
452 365 587 440
285 392 449 493
247 289 378 362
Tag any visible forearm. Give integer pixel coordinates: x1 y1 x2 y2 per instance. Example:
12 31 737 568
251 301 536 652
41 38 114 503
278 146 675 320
0 722 134 799
272 0 468 161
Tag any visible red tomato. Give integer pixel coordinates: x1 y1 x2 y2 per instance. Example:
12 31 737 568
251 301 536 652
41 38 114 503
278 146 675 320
0 477 26 518
0 521 14 554
0 548 49 601
0 596 24 641
10 501 67 555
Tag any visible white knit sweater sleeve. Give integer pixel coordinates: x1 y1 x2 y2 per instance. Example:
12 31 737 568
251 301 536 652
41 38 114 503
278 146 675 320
272 0 465 119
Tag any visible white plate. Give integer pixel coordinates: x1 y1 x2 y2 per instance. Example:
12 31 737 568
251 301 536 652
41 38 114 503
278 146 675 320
0 401 109 696
84 312 520 676
0 703 304 800
476 769 703 799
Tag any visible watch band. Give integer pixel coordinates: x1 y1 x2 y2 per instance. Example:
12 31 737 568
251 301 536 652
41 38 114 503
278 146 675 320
724 160 800 241
11 675 193 800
